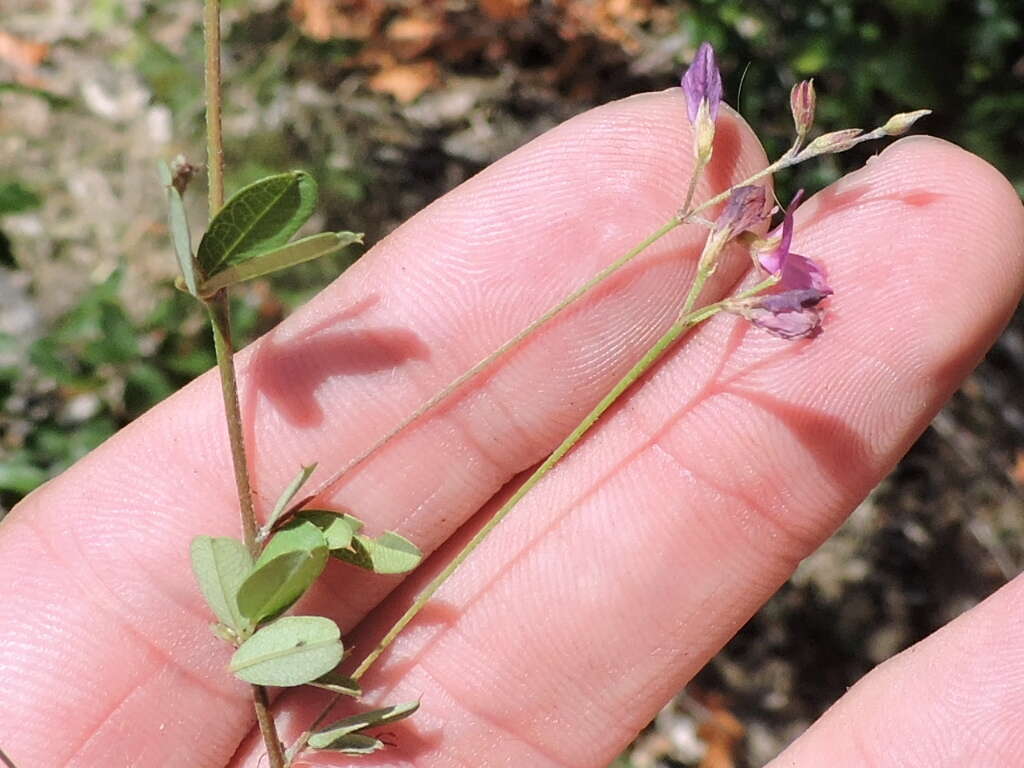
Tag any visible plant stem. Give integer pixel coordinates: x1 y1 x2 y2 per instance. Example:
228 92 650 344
349 294 736 683
0 745 17 768
301 217 683 506
299 153 801 512
203 2 284 766
206 294 259 552
203 0 224 216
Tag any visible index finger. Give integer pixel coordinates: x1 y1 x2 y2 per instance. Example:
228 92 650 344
0 91 769 766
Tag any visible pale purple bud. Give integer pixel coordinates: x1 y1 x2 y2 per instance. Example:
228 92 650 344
681 42 723 124
790 79 816 136
715 185 769 240
802 128 864 157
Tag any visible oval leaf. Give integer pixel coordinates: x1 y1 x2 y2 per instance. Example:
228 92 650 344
197 232 362 295
229 616 343 687
261 463 318 538
189 536 253 634
311 669 362 698
256 520 327 568
236 546 327 624
309 733 384 755
333 531 422 575
309 701 420 748
196 171 318 276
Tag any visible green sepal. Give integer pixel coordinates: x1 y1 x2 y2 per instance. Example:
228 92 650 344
228 616 343 687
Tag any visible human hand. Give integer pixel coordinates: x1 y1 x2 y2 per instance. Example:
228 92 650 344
1 90 1022 767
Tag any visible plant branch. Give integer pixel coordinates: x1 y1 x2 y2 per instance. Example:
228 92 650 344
203 2 284 766
347 287 748 684
301 217 683 506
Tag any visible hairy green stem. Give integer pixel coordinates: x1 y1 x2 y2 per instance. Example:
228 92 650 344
203 2 284 766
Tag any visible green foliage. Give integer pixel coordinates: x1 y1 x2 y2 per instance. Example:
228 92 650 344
0 181 42 216
196 231 362 295
310 669 362 698
236 545 328 625
189 536 253 636
334 530 423 575
229 615 344 687
159 162 198 296
196 171 318 277
296 510 363 551
263 463 319 536
308 701 420 751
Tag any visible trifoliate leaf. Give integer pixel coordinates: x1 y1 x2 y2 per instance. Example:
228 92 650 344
196 171 317 277
308 701 420 748
189 536 253 634
229 616 343 687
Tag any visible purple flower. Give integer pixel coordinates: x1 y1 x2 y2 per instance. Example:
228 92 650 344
732 190 834 339
681 42 723 124
746 288 830 339
755 190 831 294
714 185 769 240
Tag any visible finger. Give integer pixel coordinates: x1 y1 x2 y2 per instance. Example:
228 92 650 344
766 571 1024 767
0 91 769 766
234 136 1024 767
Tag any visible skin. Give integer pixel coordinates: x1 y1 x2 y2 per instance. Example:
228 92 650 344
1 89 1022 768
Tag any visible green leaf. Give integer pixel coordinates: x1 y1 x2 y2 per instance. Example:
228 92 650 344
309 733 384 755
189 537 254 634
229 616 343 687
297 510 364 551
236 545 327 624
0 181 42 215
308 701 420 749
310 669 362 698
159 161 198 296
334 531 422 575
195 171 318 277
196 232 362 295
256 520 327 568
263 463 318 535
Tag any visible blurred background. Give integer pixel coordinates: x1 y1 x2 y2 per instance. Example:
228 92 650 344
1 1 1022 765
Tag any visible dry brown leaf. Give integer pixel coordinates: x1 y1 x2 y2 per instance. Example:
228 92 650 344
290 0 387 41
385 12 444 60
1012 450 1024 487
0 29 49 78
697 695 744 768
478 0 531 21
368 60 440 103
